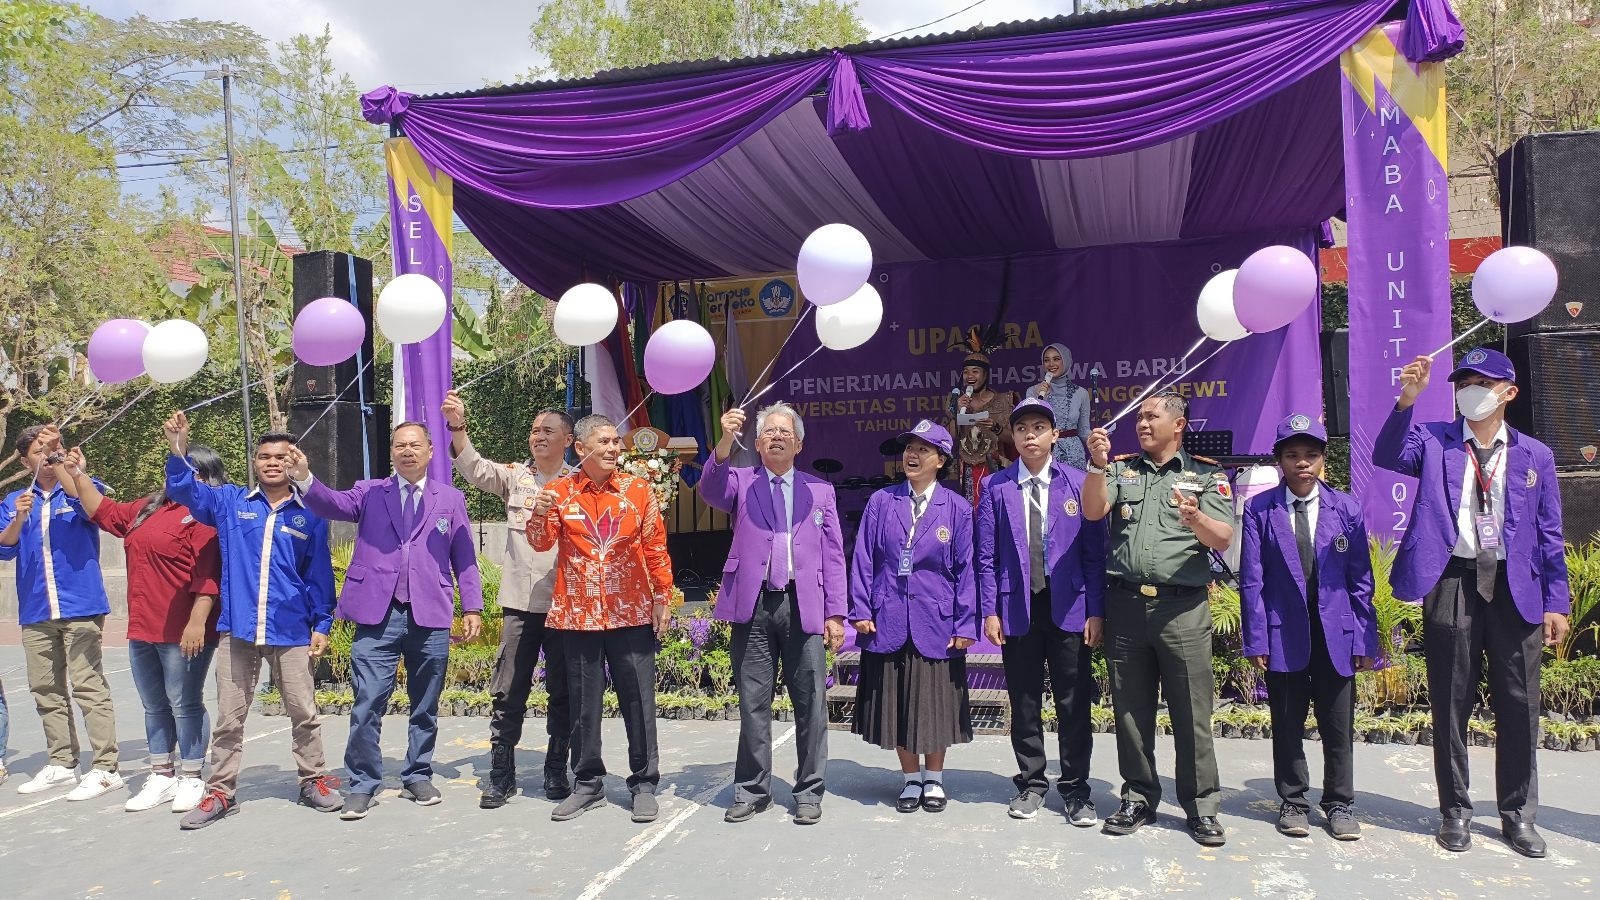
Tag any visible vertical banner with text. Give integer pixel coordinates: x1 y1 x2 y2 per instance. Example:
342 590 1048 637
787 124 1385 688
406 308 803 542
1340 23 1455 545
385 137 455 483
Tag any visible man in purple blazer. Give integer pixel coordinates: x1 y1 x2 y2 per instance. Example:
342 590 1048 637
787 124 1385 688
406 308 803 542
1240 414 1376 841
976 397 1108 824
1374 348 1570 858
289 422 483 821
699 402 846 825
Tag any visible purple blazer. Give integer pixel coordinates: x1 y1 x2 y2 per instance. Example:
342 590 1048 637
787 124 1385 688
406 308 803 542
302 476 483 630
975 460 1108 636
1239 484 1378 677
1373 406 1570 623
698 454 847 634
847 483 977 659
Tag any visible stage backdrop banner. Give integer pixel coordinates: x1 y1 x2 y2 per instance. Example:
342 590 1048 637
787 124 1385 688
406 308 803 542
770 230 1323 508
386 136 455 484
1340 23 1454 544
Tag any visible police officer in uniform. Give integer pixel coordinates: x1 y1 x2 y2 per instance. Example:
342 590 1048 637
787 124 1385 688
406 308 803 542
1084 392 1233 846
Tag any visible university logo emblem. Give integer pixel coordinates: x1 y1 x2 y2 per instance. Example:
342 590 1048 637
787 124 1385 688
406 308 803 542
436 517 449 534
1526 469 1538 488
1063 499 1079 517
1568 301 1584 319
936 525 951 543
1583 445 1598 465
813 510 825 526
1464 348 1489 365
1334 534 1349 553
292 515 307 528
914 420 932 433
758 279 796 317
1290 415 1311 432
633 430 660 452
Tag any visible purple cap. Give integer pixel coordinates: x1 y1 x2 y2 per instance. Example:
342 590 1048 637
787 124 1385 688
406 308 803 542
1448 346 1517 383
1011 396 1057 428
1273 413 1327 452
899 419 953 456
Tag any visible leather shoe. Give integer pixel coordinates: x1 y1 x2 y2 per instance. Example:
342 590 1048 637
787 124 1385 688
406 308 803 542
793 803 822 825
1502 819 1547 858
920 783 948 813
1437 816 1471 852
895 782 923 814
1187 815 1226 847
724 797 772 823
1102 800 1156 835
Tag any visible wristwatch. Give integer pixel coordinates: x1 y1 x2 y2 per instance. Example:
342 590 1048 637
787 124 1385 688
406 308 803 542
1085 464 1107 476
446 422 467 433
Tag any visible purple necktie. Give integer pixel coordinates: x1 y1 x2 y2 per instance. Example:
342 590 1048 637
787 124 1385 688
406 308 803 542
769 474 789 590
396 483 414 604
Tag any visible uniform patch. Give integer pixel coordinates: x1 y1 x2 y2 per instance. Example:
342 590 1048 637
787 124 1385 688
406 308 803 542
813 510 825 526
518 474 537 488
1063 498 1079 517
1583 445 1598 465
1290 414 1312 432
1526 468 1538 488
292 514 307 528
181 515 194 524
436 516 449 534
1119 468 1139 484
1216 480 1232 500
1120 503 1132 520
936 525 951 543
523 496 536 508
1464 347 1489 365
1334 534 1349 553
237 511 258 520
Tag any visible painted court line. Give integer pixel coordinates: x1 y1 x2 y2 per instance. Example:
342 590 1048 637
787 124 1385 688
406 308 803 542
576 725 798 900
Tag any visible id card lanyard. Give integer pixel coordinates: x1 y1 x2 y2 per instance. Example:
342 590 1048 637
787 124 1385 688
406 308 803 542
1467 442 1504 550
899 491 928 576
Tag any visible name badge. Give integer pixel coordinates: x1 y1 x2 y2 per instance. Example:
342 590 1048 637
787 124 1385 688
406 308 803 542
280 526 309 540
237 511 258 520
898 547 914 576
1475 514 1502 550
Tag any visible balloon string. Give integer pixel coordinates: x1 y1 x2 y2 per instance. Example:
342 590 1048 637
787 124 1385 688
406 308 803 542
741 343 827 411
1105 335 1210 426
79 385 158 448
739 305 814 407
456 338 559 391
296 358 377 442
1425 317 1492 361
1105 340 1235 430
573 392 656 470
183 364 292 413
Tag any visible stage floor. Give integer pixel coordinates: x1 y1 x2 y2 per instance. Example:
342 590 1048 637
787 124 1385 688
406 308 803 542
1 643 1596 899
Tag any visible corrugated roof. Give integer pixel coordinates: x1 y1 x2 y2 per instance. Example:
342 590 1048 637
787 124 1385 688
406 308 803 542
416 0 1274 101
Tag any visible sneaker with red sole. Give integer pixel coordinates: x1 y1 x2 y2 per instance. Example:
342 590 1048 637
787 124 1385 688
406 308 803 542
178 790 237 830
299 775 344 813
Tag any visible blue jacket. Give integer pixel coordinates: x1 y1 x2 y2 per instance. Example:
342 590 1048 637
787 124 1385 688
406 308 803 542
166 455 336 645
0 482 111 625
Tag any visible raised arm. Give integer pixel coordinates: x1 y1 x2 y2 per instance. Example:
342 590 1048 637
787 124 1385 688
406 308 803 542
163 412 225 526
1373 355 1432 477
698 414 744 514
444 391 515 499
288 446 369 523
1082 428 1112 521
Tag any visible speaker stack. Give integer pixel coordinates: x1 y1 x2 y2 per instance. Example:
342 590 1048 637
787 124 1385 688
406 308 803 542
1498 131 1600 542
289 251 388 490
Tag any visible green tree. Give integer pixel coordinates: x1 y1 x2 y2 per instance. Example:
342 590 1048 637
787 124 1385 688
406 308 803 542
0 0 73 61
526 0 868 81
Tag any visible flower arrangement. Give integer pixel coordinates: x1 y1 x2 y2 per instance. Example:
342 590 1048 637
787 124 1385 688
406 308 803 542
619 447 684 508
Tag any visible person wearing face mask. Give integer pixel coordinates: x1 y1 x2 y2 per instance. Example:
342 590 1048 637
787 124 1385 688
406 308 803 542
290 422 484 821
1030 343 1092 471
1374 348 1569 859
700 402 846 826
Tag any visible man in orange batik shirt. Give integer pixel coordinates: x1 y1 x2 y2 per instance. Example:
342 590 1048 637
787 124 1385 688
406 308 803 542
528 414 674 826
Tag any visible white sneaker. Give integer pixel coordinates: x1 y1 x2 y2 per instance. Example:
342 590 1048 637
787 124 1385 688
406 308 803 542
124 773 179 812
65 769 125 801
17 765 78 794
171 776 207 813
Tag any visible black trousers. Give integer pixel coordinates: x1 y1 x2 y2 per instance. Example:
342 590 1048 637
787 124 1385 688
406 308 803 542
488 610 573 765
1001 589 1094 801
731 587 828 804
563 625 660 795
1424 563 1543 823
1263 600 1354 811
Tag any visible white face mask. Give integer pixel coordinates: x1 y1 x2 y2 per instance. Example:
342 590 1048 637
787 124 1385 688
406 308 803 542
1455 384 1507 422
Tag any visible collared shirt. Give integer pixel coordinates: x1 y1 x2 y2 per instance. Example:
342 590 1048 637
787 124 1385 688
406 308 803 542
1453 420 1509 561
1018 462 1053 545
396 474 426 518
453 435 573 613
527 469 674 631
1104 447 1232 587
166 455 335 646
1286 483 1321 541
907 482 936 543
0 481 111 625
91 498 221 643
761 466 795 582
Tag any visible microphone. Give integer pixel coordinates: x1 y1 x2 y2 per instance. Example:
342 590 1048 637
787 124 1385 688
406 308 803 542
964 385 974 399
1043 371 1055 385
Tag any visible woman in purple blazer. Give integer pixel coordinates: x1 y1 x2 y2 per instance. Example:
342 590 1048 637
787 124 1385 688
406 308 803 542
848 420 977 813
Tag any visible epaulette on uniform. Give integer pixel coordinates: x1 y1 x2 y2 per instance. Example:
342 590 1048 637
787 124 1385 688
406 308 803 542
1112 453 1139 462
1190 454 1219 466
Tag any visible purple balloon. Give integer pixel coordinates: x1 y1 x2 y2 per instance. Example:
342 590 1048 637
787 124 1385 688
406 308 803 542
1472 246 1557 323
87 319 150 384
293 296 367 366
643 320 716 395
1233 245 1318 334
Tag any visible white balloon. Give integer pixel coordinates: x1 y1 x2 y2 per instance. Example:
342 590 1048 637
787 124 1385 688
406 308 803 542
141 319 210 384
815 283 884 351
376 273 448 344
1195 269 1250 342
797 223 873 307
554 283 620 346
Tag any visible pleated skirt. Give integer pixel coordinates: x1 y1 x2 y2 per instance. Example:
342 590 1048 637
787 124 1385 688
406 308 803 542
852 644 974 755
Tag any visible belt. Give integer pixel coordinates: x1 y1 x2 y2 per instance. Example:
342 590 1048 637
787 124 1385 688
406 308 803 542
1059 429 1079 438
1446 557 1505 575
1111 577 1204 598
762 582 797 595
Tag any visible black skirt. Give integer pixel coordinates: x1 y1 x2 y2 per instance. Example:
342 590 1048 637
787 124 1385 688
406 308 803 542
852 644 974 755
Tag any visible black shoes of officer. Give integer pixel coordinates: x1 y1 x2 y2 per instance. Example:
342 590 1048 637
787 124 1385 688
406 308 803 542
1187 815 1227 846
1102 800 1157 835
1502 819 1547 858
480 744 517 809
544 738 573 801
725 797 773 823
1437 816 1472 852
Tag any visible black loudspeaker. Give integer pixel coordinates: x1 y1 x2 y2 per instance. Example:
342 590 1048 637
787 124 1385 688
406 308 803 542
1320 328 1350 436
287 400 390 490
291 251 377 401
1505 332 1600 473
1497 132 1600 336
1558 473 1600 545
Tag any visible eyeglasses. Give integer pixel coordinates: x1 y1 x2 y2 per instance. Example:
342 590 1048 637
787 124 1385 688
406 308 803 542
761 428 795 438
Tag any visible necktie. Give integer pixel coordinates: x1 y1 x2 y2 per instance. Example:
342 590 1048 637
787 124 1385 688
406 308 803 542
912 493 927 527
1028 478 1046 593
396 483 415 604
769 474 789 590
1293 498 1316 598
1470 441 1502 598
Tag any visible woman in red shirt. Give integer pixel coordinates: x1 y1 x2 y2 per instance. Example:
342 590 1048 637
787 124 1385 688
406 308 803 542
60 445 226 814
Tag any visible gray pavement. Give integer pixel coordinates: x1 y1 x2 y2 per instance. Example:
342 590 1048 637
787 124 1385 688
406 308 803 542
1 643 1597 899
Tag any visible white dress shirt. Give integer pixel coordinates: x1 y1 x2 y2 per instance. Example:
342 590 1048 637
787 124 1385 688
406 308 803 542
1286 482 1320 540
907 482 936 543
1019 462 1053 542
1452 420 1508 561
761 466 795 581
397 474 426 522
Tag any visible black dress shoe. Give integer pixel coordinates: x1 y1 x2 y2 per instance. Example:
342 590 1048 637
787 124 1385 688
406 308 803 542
1187 815 1226 847
920 784 947 813
1437 816 1471 852
1502 819 1547 858
724 797 772 823
895 783 923 814
1102 800 1156 835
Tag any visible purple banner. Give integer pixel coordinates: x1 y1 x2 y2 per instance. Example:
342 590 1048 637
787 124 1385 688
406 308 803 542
1340 25 1454 543
386 137 455 484
772 230 1324 516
